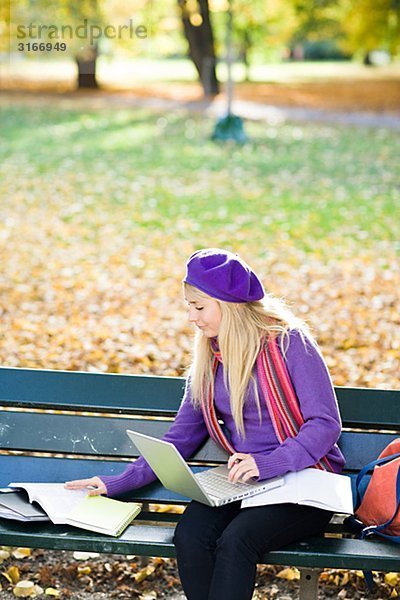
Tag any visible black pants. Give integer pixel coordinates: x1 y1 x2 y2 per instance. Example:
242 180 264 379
173 501 332 600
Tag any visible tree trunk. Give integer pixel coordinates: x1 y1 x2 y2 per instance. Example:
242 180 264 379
363 51 373 66
239 31 252 82
178 0 220 96
75 45 99 89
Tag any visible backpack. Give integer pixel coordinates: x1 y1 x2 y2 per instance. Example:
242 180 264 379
350 438 400 541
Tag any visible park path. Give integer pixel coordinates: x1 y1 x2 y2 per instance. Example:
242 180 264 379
1 89 399 129
134 94 400 129
84 92 400 129
222 98 400 129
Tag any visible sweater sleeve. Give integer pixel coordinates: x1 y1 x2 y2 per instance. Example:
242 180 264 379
100 380 209 498
252 331 342 481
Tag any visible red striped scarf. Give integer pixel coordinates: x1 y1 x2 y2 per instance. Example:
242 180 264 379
201 335 333 472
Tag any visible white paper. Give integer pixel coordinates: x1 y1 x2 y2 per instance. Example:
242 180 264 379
9 483 88 524
241 468 354 513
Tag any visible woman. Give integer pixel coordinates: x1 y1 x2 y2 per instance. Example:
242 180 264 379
66 248 345 600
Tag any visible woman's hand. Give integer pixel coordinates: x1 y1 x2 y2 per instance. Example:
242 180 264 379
64 476 107 496
227 453 259 483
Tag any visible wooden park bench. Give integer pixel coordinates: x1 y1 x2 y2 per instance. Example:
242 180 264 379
0 365 399 599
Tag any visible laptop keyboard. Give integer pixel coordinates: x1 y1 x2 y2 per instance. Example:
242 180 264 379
195 469 257 499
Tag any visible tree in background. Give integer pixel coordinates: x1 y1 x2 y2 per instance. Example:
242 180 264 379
222 0 270 80
9 0 149 88
11 0 103 88
340 0 400 63
177 0 219 95
283 0 346 60
71 0 102 87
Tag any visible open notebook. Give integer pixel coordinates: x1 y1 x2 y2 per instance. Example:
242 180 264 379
241 468 354 513
6 483 141 536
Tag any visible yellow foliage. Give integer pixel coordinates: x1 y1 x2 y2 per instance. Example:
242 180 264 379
12 580 35 597
7 566 20 584
277 566 300 581
385 572 400 587
11 549 31 560
0 550 11 564
77 565 92 576
134 558 164 584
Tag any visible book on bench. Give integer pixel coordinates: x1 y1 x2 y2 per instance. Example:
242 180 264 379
241 468 354 513
0 488 49 522
0 483 141 537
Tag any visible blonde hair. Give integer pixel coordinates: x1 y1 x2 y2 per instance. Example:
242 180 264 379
185 283 314 437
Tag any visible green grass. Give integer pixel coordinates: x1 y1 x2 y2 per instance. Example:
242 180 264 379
1 100 399 257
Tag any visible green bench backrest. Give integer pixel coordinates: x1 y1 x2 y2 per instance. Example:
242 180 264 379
1 366 399 501
0 367 184 415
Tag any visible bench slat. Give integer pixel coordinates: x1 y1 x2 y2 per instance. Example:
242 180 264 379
0 411 172 457
338 431 399 471
2 367 400 428
1 409 397 469
269 536 400 571
0 520 177 558
336 387 400 428
1 520 400 571
0 411 229 461
0 367 184 415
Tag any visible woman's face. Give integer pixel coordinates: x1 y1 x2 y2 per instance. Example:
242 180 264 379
185 289 222 338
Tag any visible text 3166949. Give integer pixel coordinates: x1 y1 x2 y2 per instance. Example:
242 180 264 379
18 42 67 52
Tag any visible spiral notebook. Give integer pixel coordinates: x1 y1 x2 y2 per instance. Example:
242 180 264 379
66 494 142 536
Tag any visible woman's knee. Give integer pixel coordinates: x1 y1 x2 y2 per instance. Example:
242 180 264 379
174 501 239 555
215 523 259 563
173 514 194 552
173 504 211 553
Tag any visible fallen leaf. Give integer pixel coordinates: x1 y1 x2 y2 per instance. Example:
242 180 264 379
33 586 44 597
139 592 157 600
2 571 13 584
385 572 400 587
72 551 99 560
45 588 60 596
134 564 156 583
12 549 31 560
77 566 92 575
276 567 300 581
7 566 20 584
355 570 365 578
13 580 35 597
340 571 350 586
0 550 10 564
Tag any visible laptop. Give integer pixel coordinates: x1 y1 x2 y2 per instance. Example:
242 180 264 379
126 430 284 507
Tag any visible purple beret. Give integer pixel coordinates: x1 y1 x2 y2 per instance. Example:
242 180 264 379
184 248 265 303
